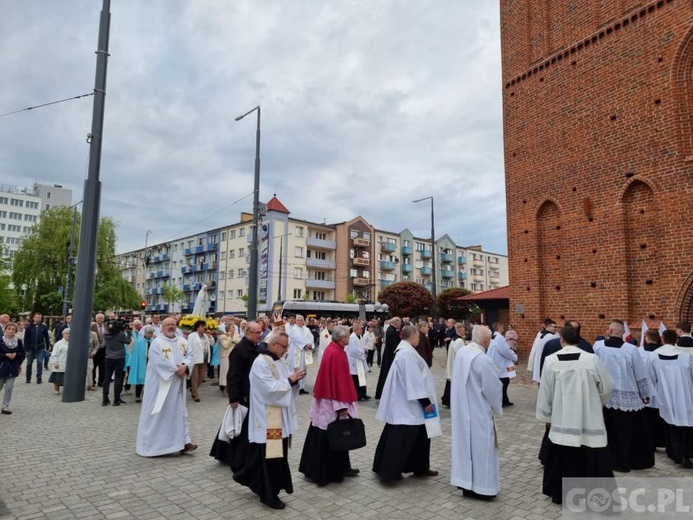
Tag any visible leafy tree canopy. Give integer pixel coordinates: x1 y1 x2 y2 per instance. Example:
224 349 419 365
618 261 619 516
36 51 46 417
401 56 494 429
11 206 124 314
437 287 480 321
378 282 435 318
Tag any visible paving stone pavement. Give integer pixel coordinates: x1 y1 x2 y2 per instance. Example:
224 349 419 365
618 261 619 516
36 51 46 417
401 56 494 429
1 351 688 520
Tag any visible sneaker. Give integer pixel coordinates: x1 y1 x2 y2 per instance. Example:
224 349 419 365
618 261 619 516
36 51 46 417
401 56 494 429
1 409 11 415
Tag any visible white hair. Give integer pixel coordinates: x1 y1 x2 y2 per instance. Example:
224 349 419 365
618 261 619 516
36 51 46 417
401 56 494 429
471 324 492 345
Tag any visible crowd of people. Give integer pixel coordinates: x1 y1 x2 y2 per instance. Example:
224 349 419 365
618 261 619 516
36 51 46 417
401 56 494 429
2 309 693 511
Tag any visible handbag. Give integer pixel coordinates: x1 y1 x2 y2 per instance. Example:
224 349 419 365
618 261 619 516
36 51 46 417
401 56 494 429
327 414 367 452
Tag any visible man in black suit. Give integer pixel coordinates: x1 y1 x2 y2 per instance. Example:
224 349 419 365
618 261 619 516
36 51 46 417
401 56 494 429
375 317 402 399
539 319 593 378
676 321 693 349
209 321 262 470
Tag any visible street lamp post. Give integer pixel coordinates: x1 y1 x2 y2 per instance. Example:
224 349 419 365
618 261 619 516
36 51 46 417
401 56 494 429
62 201 83 317
235 106 261 320
412 196 437 318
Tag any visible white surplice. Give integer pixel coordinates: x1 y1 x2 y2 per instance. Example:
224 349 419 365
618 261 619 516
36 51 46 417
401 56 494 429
346 332 368 380
450 342 503 496
248 353 299 443
488 333 518 379
288 325 314 390
376 341 437 425
136 334 194 457
531 332 559 383
445 337 466 381
536 346 613 448
648 345 693 427
594 339 652 411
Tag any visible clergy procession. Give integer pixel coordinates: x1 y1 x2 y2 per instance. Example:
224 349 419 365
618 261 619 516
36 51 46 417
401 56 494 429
4 310 693 516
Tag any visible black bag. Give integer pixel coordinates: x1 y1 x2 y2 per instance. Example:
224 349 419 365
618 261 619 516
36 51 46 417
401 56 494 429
327 415 367 452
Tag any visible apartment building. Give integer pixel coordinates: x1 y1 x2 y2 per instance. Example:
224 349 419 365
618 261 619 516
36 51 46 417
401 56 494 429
117 195 507 315
0 182 72 259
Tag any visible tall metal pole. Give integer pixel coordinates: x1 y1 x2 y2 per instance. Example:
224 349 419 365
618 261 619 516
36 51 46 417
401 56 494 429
235 106 261 320
277 237 283 302
62 204 80 316
413 196 438 319
430 197 438 319
63 0 111 403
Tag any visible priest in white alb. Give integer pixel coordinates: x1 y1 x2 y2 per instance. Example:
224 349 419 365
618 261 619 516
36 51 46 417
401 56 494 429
232 331 305 510
450 325 503 500
537 324 614 504
648 329 693 467
288 314 314 394
528 319 559 383
373 325 439 482
136 317 197 457
594 320 654 472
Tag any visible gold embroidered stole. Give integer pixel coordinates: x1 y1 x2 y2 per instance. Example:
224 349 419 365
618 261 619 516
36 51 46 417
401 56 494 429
260 354 284 459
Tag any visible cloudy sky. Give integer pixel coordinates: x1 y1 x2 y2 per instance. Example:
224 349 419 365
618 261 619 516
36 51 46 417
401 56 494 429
0 0 506 255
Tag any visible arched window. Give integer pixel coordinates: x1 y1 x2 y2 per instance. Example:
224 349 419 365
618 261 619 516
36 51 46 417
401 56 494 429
536 200 562 319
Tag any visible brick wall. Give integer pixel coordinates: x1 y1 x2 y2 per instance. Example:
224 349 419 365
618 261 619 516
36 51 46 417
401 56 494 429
501 0 693 352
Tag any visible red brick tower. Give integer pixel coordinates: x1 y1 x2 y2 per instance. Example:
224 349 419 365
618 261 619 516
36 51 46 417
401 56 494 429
501 0 693 349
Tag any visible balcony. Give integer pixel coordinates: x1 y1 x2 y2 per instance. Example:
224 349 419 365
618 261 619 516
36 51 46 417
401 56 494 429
458 256 467 264
192 282 202 291
380 242 396 253
183 284 191 291
150 253 169 264
401 264 413 273
305 279 336 290
154 304 169 312
440 269 454 279
420 267 432 276
458 272 468 280
353 277 371 286
205 242 218 252
420 250 432 259
184 248 194 256
353 237 370 248
473 273 485 281
489 270 500 280
440 253 454 263
353 257 370 267
307 258 336 270
181 266 193 274
380 280 394 288
380 261 396 271
401 246 413 256
307 237 336 250
472 259 484 267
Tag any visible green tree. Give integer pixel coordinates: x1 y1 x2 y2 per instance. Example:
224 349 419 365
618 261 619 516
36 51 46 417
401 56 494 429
437 287 479 320
94 276 141 312
11 206 121 313
378 282 435 318
37 291 63 317
162 285 185 311
344 294 357 304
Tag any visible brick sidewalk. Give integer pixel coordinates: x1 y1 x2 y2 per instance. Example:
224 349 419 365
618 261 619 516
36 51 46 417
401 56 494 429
1 351 686 520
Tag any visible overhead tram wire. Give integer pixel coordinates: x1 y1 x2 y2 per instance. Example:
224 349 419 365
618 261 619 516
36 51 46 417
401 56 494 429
162 191 254 244
0 92 94 118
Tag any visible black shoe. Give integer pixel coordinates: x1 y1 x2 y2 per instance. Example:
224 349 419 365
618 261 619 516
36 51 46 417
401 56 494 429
112 402 121 407
343 468 360 477
299 389 309 395
36 380 42 384
114 400 126 405
102 400 111 406
462 488 496 500
262 497 285 510
1 409 11 415
502 402 514 407
26 379 31 383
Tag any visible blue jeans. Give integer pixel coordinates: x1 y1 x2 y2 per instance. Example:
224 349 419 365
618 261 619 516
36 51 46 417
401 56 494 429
25 349 44 382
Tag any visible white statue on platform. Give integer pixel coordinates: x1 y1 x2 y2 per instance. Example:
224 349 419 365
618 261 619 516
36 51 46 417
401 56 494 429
192 284 209 317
